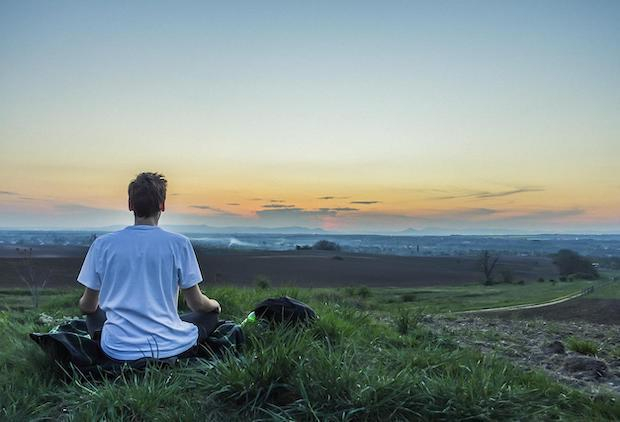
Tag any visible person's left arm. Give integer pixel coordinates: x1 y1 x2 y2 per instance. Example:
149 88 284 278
79 287 100 314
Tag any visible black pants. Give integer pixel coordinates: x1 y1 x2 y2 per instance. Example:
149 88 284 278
85 308 220 357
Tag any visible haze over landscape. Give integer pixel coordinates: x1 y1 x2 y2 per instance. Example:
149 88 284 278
1 1 619 234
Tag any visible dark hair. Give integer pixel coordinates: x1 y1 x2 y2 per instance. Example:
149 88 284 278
128 172 167 218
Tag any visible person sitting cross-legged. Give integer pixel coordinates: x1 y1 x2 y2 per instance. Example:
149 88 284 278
77 171 221 361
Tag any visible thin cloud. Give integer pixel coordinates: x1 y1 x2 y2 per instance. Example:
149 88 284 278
341 207 581 225
476 188 545 199
1 201 129 228
256 208 337 217
226 203 240 206
269 199 285 203
262 204 296 209
0 191 17 195
319 207 359 212
350 200 381 205
433 208 501 218
190 205 225 212
507 208 585 220
257 207 360 221
190 204 239 217
434 187 544 200
318 195 349 200
54 203 120 212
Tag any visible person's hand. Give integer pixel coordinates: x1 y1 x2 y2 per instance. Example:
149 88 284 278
209 299 221 314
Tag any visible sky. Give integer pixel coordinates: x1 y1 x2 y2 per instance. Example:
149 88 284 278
1 1 619 233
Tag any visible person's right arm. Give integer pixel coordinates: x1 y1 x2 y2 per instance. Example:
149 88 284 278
182 285 221 313
78 287 100 314
77 238 102 314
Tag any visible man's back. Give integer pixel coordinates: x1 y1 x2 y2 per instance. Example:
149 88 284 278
78 225 203 360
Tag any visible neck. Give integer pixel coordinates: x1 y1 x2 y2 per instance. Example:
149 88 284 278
134 214 160 226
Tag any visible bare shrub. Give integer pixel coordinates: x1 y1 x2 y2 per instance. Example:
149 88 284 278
11 248 49 308
479 250 500 285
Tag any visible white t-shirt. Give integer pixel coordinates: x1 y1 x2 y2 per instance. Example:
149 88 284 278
77 225 203 361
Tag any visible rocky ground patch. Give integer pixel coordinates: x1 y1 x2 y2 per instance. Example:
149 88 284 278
425 315 620 396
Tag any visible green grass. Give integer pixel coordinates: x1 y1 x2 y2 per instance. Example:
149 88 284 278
0 286 618 420
567 337 600 356
586 280 620 299
371 279 597 313
0 277 608 317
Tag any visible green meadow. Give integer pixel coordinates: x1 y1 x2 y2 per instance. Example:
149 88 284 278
587 281 620 300
370 279 598 314
1 282 618 420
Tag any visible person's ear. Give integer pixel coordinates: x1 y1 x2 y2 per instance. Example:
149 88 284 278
160 200 165 212
128 198 133 211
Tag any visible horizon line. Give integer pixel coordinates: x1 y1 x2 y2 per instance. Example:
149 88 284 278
1 225 619 237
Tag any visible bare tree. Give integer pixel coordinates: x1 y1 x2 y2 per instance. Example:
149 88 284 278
12 248 49 308
479 250 500 285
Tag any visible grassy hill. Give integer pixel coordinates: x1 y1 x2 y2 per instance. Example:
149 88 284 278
1 284 618 420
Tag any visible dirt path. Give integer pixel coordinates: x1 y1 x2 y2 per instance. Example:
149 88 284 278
457 290 587 314
460 281 620 325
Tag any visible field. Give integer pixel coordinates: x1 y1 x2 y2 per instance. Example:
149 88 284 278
1 280 619 420
0 248 559 289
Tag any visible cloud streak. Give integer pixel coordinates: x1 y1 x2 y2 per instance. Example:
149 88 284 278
0 191 18 195
318 196 349 200
350 200 381 205
319 207 359 212
190 205 223 211
476 188 544 199
434 187 544 200
262 204 296 209
190 204 240 217
505 208 585 221
429 207 501 219
256 208 337 218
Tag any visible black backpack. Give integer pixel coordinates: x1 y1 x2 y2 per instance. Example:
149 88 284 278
253 296 318 324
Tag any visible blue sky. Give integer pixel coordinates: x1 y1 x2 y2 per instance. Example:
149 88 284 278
1 1 619 232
